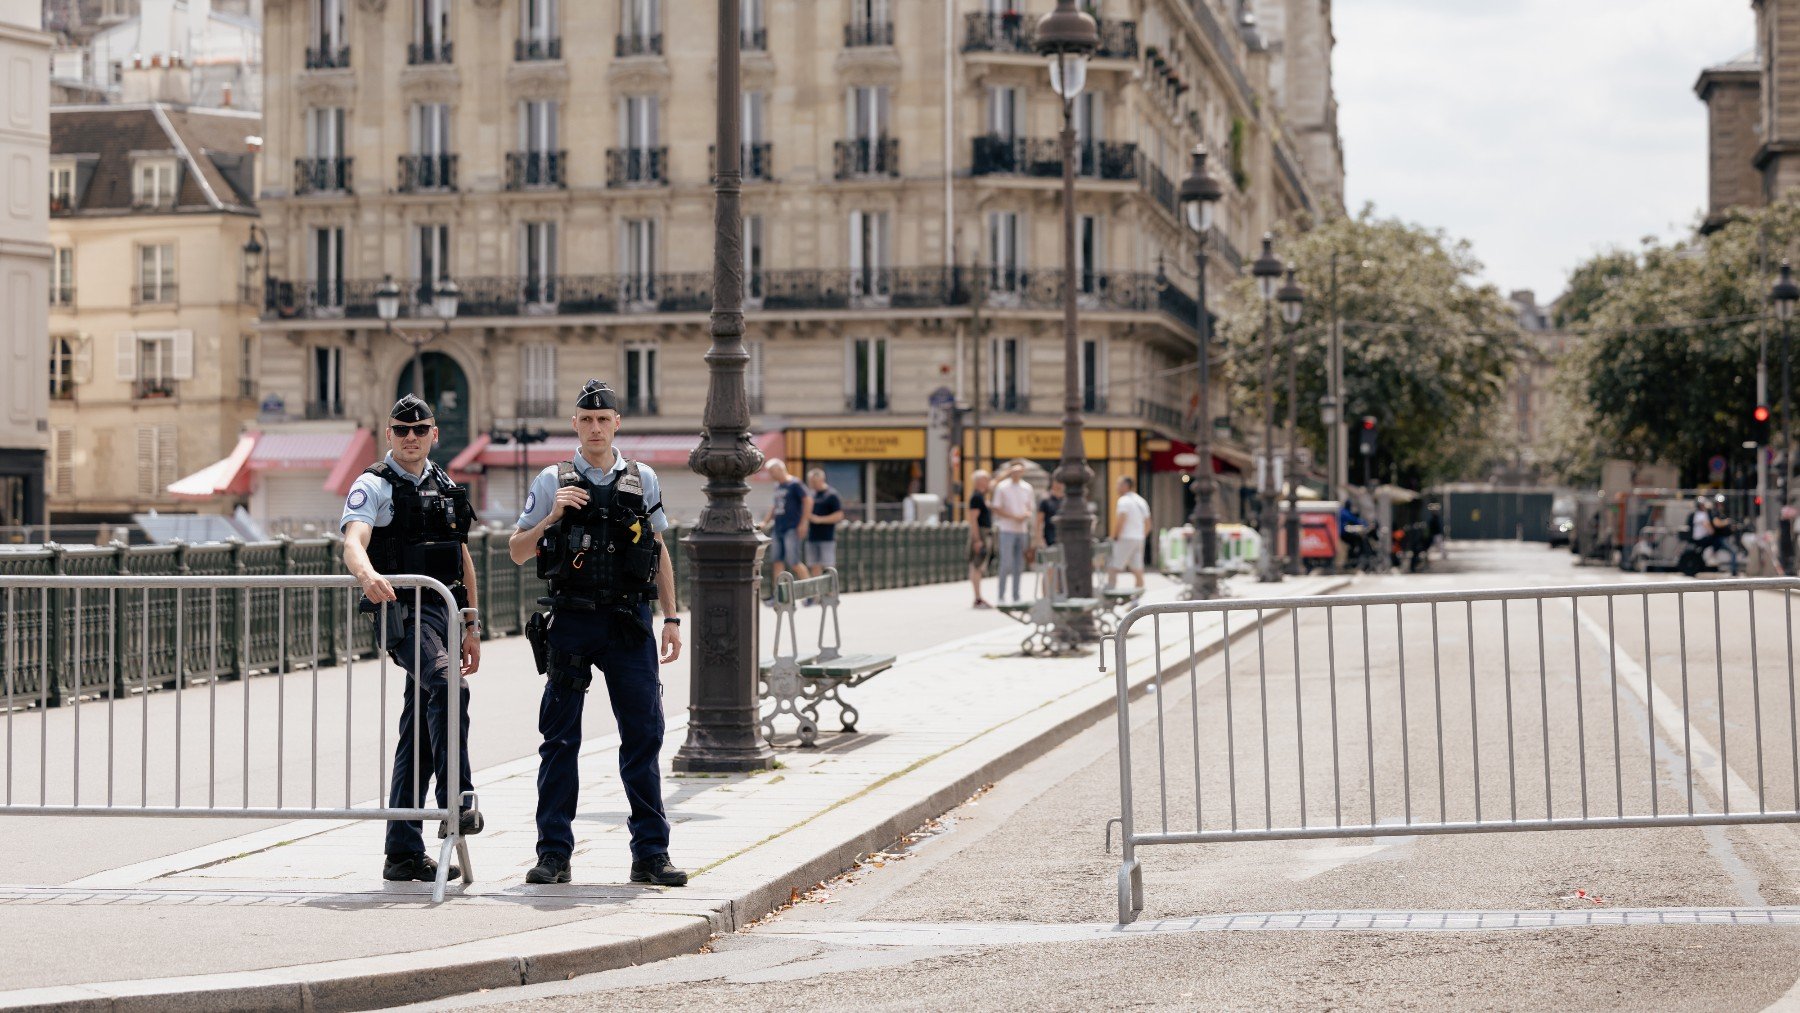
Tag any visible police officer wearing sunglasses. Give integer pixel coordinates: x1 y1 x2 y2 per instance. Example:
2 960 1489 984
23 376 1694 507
510 380 686 887
341 394 484 883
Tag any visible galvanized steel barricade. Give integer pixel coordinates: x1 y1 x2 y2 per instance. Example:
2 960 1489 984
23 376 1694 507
1107 578 1800 924
0 574 475 902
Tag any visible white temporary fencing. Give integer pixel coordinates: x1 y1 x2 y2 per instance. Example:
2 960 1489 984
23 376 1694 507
1107 579 1800 924
0 574 474 902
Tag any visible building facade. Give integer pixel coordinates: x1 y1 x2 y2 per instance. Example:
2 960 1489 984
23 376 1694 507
44 0 263 109
1698 1 1800 228
1 0 53 532
45 89 262 524
244 0 1340 529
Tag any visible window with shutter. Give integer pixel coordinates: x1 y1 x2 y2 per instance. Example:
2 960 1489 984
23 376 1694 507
746 339 765 412
115 332 138 381
52 427 74 496
136 426 156 497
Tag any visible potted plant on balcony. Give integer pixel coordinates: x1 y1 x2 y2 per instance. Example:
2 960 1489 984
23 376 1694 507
1001 8 1022 31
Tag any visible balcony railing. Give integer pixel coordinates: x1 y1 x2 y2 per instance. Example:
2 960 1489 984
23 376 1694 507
607 147 668 186
132 284 176 305
262 268 1201 335
709 142 773 181
616 32 662 57
515 397 562 418
305 399 346 420
845 392 889 412
397 154 457 192
304 44 350 69
294 157 352 195
742 26 767 50
970 135 1138 180
1083 392 1110 414
239 377 257 400
134 379 178 400
515 37 561 61
988 392 1030 413
1137 398 1185 432
1138 153 1178 218
506 151 567 189
624 396 659 416
48 286 73 306
962 14 1136 58
844 19 894 47
49 194 72 214
834 137 898 179
407 40 453 65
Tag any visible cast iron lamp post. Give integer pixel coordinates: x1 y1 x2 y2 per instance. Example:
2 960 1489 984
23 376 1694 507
674 0 774 772
1277 267 1306 576
1036 0 1100 618
374 273 459 402
1177 145 1224 599
1770 260 1800 572
241 225 271 313
1251 234 1285 583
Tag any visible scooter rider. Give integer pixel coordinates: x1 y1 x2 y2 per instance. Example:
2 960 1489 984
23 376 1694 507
510 379 687 888
1689 495 1740 576
341 394 484 883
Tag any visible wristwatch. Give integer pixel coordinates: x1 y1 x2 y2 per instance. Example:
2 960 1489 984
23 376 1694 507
662 616 681 625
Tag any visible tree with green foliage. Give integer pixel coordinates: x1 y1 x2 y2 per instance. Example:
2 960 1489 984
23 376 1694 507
1555 201 1800 486
1214 207 1523 488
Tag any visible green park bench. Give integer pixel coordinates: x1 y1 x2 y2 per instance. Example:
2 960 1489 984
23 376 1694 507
998 544 1099 656
758 568 895 747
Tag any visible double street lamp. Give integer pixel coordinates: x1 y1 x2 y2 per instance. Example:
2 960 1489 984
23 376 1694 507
375 273 460 403
1177 146 1223 599
1277 268 1307 575
1036 0 1101 616
1770 260 1800 571
1251 235 1286 583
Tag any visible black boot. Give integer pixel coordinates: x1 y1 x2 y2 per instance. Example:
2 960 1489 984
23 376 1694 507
525 852 572 885
383 853 459 882
629 853 689 887
437 807 485 839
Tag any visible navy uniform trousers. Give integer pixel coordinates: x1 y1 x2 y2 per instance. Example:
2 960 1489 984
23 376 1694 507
377 601 474 858
538 603 670 862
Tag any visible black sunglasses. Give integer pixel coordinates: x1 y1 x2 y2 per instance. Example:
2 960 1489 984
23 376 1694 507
389 424 434 437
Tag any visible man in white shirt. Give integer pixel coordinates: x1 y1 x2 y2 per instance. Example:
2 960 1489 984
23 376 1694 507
991 461 1036 603
1107 475 1152 590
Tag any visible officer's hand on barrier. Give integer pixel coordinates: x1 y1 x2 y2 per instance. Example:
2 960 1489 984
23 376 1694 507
546 486 589 525
660 621 682 665
461 630 481 676
360 573 397 604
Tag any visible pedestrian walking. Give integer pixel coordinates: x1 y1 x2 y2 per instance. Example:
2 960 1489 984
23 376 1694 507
1037 478 1065 549
992 461 1035 603
762 459 813 586
340 394 483 884
967 469 995 608
510 379 687 888
1106 475 1152 590
803 468 845 572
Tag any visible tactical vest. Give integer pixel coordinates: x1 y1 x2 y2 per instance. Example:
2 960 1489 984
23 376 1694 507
364 462 475 607
537 457 661 609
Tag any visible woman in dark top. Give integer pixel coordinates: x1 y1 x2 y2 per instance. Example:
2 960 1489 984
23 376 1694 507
968 470 995 608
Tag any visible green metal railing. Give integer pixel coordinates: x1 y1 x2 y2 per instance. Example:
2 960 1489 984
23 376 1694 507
0 521 971 707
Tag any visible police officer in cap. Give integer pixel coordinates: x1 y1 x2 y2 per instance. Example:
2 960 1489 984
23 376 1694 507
510 380 687 887
342 394 484 883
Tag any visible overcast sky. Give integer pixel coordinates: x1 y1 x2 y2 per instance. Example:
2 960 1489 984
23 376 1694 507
1334 0 1753 303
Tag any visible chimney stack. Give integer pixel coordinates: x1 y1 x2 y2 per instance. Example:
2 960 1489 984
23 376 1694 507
121 52 192 104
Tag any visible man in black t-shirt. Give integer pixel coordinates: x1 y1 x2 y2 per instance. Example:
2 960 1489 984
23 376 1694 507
803 468 846 571
1036 479 1064 549
967 469 994 608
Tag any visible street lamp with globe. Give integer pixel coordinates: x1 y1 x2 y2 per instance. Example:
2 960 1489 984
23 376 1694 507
1769 260 1800 569
1177 145 1224 598
375 273 459 407
1251 234 1286 583
1277 267 1307 575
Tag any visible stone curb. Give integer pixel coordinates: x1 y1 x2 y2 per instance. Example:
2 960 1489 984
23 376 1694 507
0 579 1346 1012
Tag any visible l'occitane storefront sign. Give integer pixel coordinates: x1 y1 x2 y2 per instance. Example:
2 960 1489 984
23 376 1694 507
993 428 1107 460
803 428 926 460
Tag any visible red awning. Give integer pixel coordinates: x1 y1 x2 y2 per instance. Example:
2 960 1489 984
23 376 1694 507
167 432 259 500
323 429 378 495
446 432 491 476
1147 439 1244 475
474 431 786 474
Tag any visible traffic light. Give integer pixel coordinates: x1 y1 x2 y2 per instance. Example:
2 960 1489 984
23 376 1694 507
1358 416 1378 457
1753 404 1773 446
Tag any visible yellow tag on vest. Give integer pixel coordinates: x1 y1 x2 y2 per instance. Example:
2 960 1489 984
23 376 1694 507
629 519 643 543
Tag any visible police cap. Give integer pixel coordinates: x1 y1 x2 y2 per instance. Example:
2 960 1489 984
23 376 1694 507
576 379 620 412
389 394 434 422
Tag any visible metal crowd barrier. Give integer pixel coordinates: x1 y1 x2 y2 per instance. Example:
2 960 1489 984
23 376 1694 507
0 574 473 902
1107 578 1800 924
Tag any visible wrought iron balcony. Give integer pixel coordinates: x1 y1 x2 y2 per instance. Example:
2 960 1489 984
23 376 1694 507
709 142 773 181
742 26 767 50
834 137 898 179
132 283 176 305
607 147 668 186
293 157 352 195
304 44 350 69
844 19 894 47
515 397 562 418
624 395 659 416
845 392 889 412
970 135 1138 180
1083 391 1110 414
616 32 662 57
134 379 179 400
49 194 72 214
988 392 1030 413
1136 398 1186 432
1138 153 1178 218
49 286 73 306
515 37 561 61
304 399 345 420
397 154 457 192
506 151 567 189
962 14 1136 58
407 40 453 65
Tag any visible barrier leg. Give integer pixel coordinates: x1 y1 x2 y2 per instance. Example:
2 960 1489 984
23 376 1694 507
433 833 457 903
1117 856 1140 925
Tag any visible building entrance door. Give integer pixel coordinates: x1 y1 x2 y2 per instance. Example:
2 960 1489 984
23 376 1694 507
396 352 470 466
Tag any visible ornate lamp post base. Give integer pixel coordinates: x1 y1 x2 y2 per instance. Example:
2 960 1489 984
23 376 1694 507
673 529 773 773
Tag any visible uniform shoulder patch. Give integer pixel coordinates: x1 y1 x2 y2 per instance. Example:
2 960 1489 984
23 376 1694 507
347 487 369 511
523 490 537 515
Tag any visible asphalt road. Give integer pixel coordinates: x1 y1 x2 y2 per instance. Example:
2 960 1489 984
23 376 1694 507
410 543 1800 1012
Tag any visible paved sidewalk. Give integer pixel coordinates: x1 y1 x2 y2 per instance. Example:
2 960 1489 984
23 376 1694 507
0 571 1344 1011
